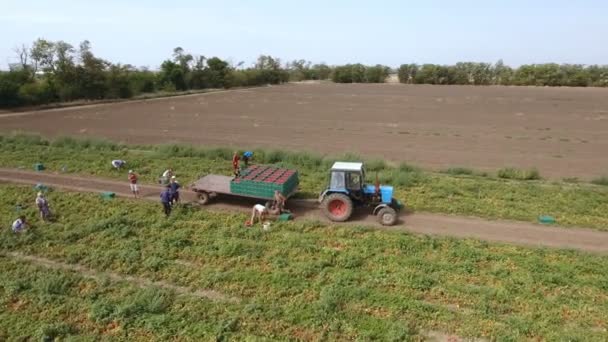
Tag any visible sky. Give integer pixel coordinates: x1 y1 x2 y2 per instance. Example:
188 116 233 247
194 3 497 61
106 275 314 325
1 0 607 70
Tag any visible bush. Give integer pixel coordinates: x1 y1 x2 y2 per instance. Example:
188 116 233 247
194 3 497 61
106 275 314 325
37 273 75 295
18 80 55 105
497 167 541 180
442 167 474 176
5 133 49 146
398 162 418 173
591 176 608 186
117 288 174 318
40 323 77 340
366 159 388 172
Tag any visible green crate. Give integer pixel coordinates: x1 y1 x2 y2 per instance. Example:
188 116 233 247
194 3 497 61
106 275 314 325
100 191 115 200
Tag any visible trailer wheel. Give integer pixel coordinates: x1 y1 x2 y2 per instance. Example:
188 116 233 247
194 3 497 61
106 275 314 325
322 193 353 222
377 207 397 226
197 191 210 205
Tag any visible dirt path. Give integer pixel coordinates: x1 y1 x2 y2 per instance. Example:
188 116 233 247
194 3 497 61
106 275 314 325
2 168 608 253
4 251 238 303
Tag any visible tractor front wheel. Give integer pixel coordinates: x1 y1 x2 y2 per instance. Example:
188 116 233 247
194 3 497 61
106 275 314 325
377 207 397 226
322 193 353 222
197 191 210 205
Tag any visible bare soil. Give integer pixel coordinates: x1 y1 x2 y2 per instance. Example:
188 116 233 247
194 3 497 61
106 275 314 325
1 84 607 179
2 169 607 253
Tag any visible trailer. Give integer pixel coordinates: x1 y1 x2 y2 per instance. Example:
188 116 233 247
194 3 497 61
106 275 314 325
190 165 299 205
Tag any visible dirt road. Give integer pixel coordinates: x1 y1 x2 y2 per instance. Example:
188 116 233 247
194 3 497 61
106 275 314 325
2 83 607 179
2 169 607 253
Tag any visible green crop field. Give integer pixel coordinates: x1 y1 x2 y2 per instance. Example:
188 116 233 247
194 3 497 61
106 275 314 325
1 185 608 340
1 134 608 230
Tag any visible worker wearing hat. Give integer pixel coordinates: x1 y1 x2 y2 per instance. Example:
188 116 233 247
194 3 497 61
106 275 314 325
169 176 181 204
35 191 51 221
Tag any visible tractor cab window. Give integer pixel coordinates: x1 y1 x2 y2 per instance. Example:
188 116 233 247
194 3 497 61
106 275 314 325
330 171 345 189
347 172 361 190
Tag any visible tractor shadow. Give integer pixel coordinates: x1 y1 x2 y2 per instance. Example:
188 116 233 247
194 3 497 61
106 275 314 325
186 192 410 226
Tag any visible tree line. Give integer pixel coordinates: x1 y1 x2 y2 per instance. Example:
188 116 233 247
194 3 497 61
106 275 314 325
0 39 292 107
398 60 608 87
2 38 607 107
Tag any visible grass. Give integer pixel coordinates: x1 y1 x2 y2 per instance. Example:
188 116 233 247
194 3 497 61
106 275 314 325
1 134 608 229
1 185 608 340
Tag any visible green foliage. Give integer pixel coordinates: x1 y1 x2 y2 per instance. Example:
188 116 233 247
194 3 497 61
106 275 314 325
591 176 608 186
287 60 333 81
397 64 419 84
1 134 608 229
399 60 608 86
497 167 541 180
0 40 292 108
38 274 73 295
4 38 608 108
1 186 608 340
40 323 78 340
331 64 389 83
441 167 475 176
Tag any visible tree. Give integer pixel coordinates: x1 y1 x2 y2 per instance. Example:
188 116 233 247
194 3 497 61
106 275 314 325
13 44 33 77
206 57 229 88
365 64 389 83
254 55 287 84
493 59 512 85
313 63 332 80
398 64 418 84
30 38 56 73
159 60 186 91
77 40 108 99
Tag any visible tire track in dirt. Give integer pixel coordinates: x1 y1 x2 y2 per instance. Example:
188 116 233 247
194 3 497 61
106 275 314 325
3 252 239 303
1 168 608 253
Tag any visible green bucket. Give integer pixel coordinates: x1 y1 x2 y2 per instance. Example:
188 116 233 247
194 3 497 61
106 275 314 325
278 213 293 221
538 215 556 224
100 191 116 200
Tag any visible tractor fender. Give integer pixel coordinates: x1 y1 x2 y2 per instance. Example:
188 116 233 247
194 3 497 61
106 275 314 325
318 189 349 203
373 203 391 216
318 190 329 204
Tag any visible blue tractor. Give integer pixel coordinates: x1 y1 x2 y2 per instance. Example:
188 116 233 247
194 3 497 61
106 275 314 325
318 162 403 226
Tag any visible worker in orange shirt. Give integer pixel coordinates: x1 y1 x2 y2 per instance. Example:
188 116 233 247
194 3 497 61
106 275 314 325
232 151 240 178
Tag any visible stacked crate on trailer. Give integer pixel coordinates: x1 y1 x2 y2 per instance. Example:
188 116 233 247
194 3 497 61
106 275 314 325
230 165 299 199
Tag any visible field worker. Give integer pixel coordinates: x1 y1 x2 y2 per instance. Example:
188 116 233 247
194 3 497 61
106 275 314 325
232 151 240 177
12 216 28 233
160 186 172 217
273 190 287 213
169 176 181 204
111 159 126 170
35 192 51 221
242 151 253 167
249 203 268 226
128 170 140 198
160 168 173 185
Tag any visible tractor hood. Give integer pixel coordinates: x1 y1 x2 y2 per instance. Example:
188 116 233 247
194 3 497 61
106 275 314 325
363 184 393 204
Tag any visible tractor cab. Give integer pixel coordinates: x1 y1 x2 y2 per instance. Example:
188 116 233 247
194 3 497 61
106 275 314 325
319 161 402 225
328 162 365 198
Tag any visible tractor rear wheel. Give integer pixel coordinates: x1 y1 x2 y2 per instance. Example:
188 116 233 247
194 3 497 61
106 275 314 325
322 193 353 222
377 207 397 226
